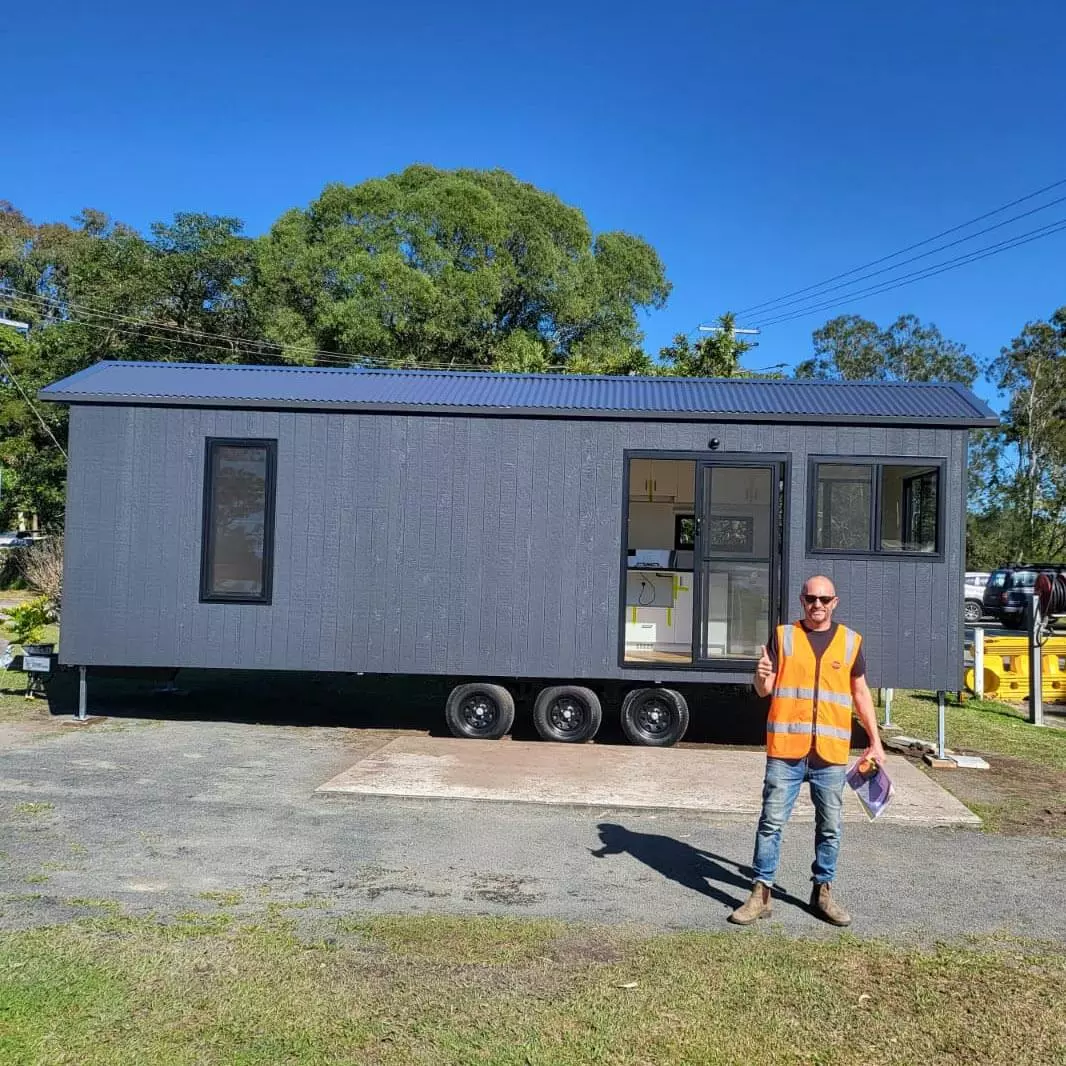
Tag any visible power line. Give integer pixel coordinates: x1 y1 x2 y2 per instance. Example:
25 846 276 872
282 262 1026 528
754 216 1066 328
741 192 1066 321
3 288 512 372
734 175 1066 317
5 288 403 368
0 353 68 459
3 289 572 373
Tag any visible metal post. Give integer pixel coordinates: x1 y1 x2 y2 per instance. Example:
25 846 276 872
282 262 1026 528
77 666 87 722
883 687 893 728
937 690 946 760
1028 592 1043 727
973 627 985 699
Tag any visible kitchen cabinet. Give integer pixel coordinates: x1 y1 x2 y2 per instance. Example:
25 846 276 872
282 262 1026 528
628 459 677 501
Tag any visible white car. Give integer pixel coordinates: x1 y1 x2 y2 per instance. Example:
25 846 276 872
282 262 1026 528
964 571 991 623
0 531 33 548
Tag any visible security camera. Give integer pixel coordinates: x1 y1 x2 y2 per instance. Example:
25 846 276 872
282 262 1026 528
708 438 720 450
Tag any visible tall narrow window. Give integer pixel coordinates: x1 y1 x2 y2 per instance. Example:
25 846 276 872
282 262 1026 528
200 439 277 603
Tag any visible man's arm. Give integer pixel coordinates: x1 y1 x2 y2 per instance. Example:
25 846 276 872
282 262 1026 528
851 674 886 764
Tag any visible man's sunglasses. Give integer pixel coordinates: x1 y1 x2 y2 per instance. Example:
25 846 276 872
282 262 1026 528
803 594 835 605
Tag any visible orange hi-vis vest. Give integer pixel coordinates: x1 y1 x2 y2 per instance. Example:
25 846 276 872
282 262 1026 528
767 621 862 765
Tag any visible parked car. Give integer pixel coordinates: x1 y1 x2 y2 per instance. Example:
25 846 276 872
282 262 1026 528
0 532 33 548
983 564 1066 628
964 571 990 623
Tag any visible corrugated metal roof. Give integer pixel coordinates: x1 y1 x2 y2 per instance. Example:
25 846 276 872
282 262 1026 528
38 360 1000 426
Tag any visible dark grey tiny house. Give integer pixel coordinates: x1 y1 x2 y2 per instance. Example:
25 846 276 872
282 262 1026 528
41 362 997 744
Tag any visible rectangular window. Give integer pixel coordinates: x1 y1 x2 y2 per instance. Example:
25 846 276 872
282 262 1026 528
200 439 277 603
810 460 941 555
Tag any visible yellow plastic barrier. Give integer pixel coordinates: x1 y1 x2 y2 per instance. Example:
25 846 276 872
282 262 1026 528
965 636 1066 701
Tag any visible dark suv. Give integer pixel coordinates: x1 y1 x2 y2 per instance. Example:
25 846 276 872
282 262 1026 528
983 564 1066 627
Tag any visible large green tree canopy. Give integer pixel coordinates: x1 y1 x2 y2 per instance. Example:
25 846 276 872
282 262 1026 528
251 166 671 369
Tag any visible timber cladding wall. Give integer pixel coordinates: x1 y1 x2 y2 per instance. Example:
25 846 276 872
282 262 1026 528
61 404 966 689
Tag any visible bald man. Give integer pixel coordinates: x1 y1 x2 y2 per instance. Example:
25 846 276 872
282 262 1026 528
729 576 884 927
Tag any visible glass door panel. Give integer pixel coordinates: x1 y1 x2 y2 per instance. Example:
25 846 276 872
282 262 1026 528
623 458 697 663
696 464 778 660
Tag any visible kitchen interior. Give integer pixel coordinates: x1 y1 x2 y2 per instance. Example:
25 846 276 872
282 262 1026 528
624 458 773 664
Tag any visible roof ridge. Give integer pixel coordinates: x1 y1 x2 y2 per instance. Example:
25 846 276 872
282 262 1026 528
92 360 971 389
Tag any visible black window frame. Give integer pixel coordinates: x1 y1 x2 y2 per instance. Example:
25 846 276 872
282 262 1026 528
617 449 792 674
199 437 278 605
807 455 947 559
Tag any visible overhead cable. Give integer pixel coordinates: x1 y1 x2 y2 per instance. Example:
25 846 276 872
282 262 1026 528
753 217 1066 328
734 175 1066 318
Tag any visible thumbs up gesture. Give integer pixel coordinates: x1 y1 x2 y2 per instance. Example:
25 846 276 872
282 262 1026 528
755 644 774 681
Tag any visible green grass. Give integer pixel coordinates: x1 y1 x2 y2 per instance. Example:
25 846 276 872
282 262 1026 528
886 691 1066 770
0 912 1062 1065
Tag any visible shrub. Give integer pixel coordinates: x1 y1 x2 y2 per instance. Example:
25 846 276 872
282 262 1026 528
18 537 62 614
1 596 54 647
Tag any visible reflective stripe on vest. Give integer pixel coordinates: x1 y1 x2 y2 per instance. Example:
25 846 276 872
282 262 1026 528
767 720 851 741
767 622 861 764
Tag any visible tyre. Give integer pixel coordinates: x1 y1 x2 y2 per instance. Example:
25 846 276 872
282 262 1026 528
620 687 689 747
964 600 983 623
532 685 602 743
444 683 515 739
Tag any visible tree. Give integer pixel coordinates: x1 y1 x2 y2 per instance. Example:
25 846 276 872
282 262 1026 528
0 204 257 527
1 203 255 362
975 308 1066 562
797 313 978 385
250 166 671 368
657 313 755 377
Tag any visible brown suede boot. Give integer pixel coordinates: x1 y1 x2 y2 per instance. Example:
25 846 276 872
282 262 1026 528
728 882 772 925
810 882 851 926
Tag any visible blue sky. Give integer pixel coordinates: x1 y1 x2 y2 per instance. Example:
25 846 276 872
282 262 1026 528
3 1 1064 405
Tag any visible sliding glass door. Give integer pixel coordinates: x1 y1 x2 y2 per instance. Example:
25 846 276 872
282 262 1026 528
694 462 782 661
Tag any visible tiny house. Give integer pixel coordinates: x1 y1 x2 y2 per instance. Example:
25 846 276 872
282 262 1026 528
41 362 997 745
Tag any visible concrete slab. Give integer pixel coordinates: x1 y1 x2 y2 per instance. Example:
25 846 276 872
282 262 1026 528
317 738 980 827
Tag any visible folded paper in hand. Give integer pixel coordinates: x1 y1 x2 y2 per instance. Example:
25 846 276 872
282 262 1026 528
845 759 894 820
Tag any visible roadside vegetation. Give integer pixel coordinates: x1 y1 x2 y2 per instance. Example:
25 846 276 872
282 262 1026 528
0 911 1063 1065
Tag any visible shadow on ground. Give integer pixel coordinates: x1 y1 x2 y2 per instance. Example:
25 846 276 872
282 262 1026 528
590 822 810 912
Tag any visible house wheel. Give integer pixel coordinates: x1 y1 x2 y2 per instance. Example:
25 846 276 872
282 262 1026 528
444 683 515 739
532 685 602 743
620 687 689 747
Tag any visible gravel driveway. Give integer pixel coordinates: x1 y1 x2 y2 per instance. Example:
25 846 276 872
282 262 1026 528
1 714 1064 941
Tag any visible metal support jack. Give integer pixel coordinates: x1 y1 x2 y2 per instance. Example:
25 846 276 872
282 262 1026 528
1027 593 1043 727
937 690 946 759
77 666 88 722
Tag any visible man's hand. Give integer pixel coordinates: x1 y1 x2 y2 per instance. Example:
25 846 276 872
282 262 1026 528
860 739 886 766
753 645 775 697
850 675 885 765
755 645 773 680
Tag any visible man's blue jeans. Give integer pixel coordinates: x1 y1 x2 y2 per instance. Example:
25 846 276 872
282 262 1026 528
751 754 846 887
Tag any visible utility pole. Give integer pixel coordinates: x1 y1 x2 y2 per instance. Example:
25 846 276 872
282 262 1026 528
698 324 761 336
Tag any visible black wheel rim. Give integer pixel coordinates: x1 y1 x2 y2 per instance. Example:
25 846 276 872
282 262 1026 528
460 693 500 734
632 696 676 740
548 695 589 736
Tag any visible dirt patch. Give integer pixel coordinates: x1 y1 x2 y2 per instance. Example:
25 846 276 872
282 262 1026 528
0 717 67 750
923 754 1066 836
463 874 543 907
547 930 624 965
